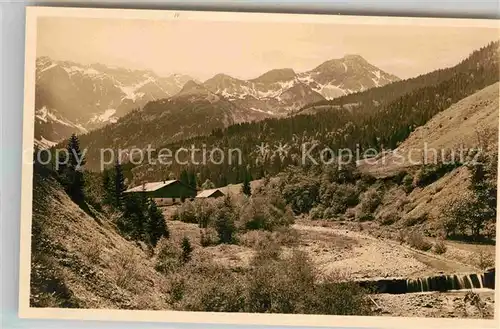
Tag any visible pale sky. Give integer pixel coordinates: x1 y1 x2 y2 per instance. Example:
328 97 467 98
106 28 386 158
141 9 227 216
37 16 498 81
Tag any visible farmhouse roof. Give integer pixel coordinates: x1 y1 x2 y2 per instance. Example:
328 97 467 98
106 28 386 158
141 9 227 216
124 180 178 193
196 188 225 198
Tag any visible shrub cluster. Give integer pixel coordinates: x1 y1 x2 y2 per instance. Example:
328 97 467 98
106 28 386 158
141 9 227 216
433 239 447 254
276 165 376 221
442 151 497 241
407 231 432 251
415 162 460 188
356 188 383 221
164 245 372 315
173 186 294 246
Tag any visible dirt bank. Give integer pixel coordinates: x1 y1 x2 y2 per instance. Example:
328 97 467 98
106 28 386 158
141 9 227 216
373 290 495 318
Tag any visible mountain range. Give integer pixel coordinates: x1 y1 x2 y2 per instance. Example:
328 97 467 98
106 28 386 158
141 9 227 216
34 55 399 148
34 57 194 148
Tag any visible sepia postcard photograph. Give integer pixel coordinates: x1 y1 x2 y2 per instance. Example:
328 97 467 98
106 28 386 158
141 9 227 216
19 6 499 328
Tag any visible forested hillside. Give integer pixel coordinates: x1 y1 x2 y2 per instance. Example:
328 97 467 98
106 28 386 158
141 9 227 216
120 42 499 187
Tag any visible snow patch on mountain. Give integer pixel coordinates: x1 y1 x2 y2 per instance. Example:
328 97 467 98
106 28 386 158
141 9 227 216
40 63 58 73
310 83 348 99
36 106 89 133
89 109 118 124
35 106 49 123
35 136 58 149
118 76 156 101
74 124 88 133
63 66 102 77
250 107 275 115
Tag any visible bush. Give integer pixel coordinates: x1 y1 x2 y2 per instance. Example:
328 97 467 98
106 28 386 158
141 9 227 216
113 249 144 292
246 250 316 313
181 237 193 263
402 174 414 193
239 230 271 248
415 163 459 188
310 205 325 220
344 207 356 220
306 276 372 315
442 194 494 241
407 231 432 251
239 190 294 231
194 199 218 228
378 212 400 226
155 238 182 274
323 207 338 220
174 267 247 312
239 227 299 249
200 228 218 247
359 188 382 214
247 250 372 315
213 206 237 244
356 212 374 222
281 176 320 214
163 246 372 315
82 239 101 264
174 200 197 224
472 250 495 270
433 239 447 254
482 220 497 240
273 227 300 247
251 237 282 265
397 231 406 244
319 183 359 215
404 213 428 227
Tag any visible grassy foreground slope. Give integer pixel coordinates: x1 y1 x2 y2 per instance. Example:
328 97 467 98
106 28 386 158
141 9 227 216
30 164 170 309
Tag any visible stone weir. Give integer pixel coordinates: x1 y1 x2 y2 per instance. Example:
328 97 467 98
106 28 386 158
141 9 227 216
355 268 495 294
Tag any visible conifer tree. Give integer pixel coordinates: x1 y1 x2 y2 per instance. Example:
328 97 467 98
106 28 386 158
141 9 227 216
180 170 190 202
146 199 168 247
465 151 497 238
180 236 193 263
214 196 236 244
102 168 112 205
121 193 145 240
201 178 215 190
180 170 189 186
196 173 202 189
242 169 252 196
113 159 126 209
218 173 228 188
188 170 197 190
60 134 86 204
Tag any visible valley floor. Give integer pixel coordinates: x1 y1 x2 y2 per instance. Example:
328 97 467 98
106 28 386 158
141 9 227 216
164 210 496 319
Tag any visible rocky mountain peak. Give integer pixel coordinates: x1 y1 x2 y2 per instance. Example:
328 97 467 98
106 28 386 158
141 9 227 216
341 54 367 62
204 73 242 85
251 68 297 84
178 80 209 95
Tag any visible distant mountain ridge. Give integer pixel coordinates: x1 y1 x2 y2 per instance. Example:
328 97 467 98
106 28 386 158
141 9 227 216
35 57 195 147
35 54 399 148
202 54 399 115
